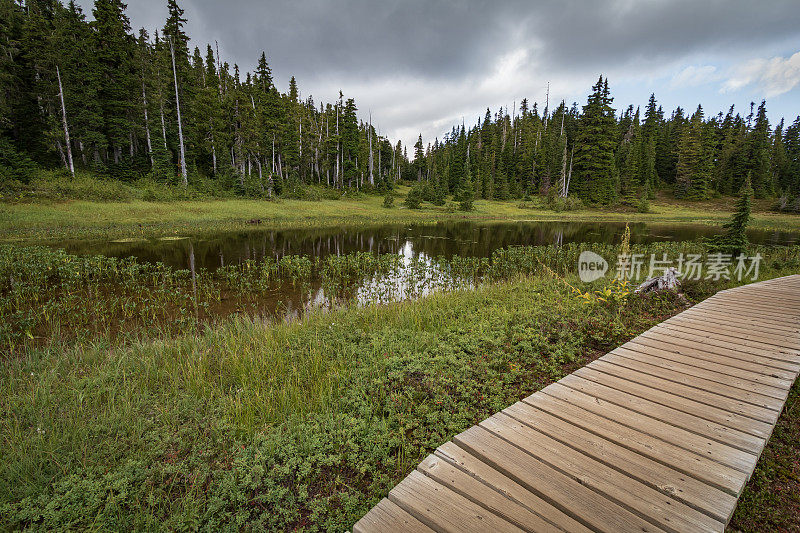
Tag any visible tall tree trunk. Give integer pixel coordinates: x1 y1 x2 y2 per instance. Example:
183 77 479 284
141 79 154 167
256 157 263 193
565 147 574 197
211 130 217 175
160 101 168 148
325 115 330 186
560 141 568 197
368 113 374 186
169 36 188 186
543 81 550 131
56 66 74 177
335 100 340 188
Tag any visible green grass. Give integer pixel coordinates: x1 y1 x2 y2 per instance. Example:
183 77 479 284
2 185 800 242
728 379 800 531
1 251 798 530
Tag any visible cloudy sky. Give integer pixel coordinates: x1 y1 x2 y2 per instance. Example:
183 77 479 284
78 0 800 148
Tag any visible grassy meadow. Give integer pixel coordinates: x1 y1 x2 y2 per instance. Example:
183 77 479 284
1 177 799 531
1 238 799 530
2 178 800 242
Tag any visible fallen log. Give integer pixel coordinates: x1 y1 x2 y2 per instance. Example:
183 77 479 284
636 266 680 293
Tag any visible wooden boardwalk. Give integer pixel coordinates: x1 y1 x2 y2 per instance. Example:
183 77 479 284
353 275 800 533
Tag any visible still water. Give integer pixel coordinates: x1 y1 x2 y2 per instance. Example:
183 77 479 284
56 220 798 271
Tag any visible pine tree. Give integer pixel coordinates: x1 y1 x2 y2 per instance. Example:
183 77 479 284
340 97 358 187
746 100 771 198
457 144 475 211
675 105 711 200
784 116 800 195
771 119 789 193
93 0 136 164
572 76 617 204
618 107 641 202
640 93 659 189
712 172 752 255
412 134 424 180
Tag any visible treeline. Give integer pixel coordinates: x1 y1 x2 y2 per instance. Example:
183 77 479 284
2 1 799 208
0 0 404 194
416 77 800 208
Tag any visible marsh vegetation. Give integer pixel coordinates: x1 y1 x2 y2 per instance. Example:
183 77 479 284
2 221 800 529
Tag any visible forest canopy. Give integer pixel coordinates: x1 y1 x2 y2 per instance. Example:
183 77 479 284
1 0 798 208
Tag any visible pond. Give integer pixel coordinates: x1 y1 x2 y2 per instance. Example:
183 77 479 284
41 220 798 322
8 221 798 330
55 220 799 272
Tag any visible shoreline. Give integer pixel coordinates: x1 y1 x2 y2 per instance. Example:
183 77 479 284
2 194 799 243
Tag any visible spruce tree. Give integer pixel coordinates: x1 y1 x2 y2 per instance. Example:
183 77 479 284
457 145 474 211
618 108 641 202
784 116 800 195
675 105 711 200
746 100 771 198
340 97 358 186
572 76 617 204
93 0 136 164
712 172 752 255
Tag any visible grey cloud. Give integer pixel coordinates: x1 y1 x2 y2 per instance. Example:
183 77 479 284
76 0 800 146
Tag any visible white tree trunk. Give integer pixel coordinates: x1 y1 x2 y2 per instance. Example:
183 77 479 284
565 147 574 197
56 66 74 177
211 130 217 174
368 113 374 186
141 79 154 167
169 36 187 186
335 99 340 187
560 142 568 197
160 101 168 148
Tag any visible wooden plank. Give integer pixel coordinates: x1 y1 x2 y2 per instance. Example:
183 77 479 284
594 356 782 419
665 315 800 350
523 391 748 495
728 285 800 299
481 413 725 532
541 382 758 474
628 335 797 384
660 315 800 354
694 301 800 325
454 425 663 533
696 292 800 312
653 323 800 363
433 442 593 533
722 290 800 305
611 345 788 402
677 308 800 336
502 400 738 522
701 291 800 309
640 330 800 376
354 276 800 532
575 366 775 439
623 338 794 392
388 470 524 533
560 373 765 455
706 293 800 311
416 453 561 532
353 499 434 533
716 289 800 313
685 305 800 330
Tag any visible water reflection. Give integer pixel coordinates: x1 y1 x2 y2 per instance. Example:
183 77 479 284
55 220 799 272
45 220 800 323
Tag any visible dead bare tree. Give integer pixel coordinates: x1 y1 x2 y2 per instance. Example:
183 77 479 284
169 36 187 186
56 66 74 177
